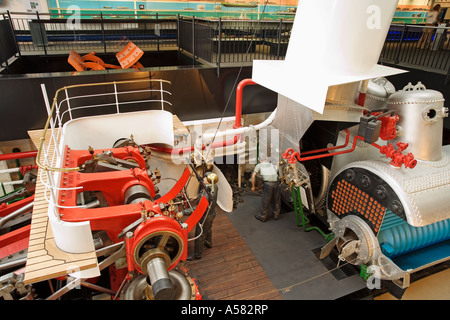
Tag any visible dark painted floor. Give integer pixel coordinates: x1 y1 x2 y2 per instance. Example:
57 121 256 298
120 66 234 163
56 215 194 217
227 195 367 300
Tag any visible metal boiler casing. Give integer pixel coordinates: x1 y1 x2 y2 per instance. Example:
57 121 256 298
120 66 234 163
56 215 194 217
387 82 447 161
325 83 450 282
327 148 450 282
364 78 396 111
333 148 450 229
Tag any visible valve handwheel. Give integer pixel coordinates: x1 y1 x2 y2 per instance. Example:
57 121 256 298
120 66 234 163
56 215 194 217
131 219 185 300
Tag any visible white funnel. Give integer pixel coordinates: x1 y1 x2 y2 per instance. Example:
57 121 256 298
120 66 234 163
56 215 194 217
252 0 407 114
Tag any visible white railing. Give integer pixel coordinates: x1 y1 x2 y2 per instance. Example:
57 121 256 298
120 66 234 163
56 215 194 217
36 79 172 221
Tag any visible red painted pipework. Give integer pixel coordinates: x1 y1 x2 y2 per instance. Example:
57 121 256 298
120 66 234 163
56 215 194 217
147 144 205 155
150 78 256 155
301 129 351 156
283 135 416 169
358 92 366 107
283 134 366 163
234 79 257 129
0 225 30 260
211 134 240 148
0 151 38 161
0 195 34 218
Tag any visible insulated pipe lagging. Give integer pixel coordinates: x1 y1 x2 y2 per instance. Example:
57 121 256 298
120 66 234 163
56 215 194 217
148 79 277 154
203 107 278 141
146 257 174 300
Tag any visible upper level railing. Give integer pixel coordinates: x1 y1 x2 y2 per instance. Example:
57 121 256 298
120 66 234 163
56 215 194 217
380 23 450 74
1 11 449 75
0 11 178 57
178 17 293 70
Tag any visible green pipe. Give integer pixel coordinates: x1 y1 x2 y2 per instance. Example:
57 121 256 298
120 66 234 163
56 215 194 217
1 183 5 196
256 141 259 164
291 186 333 242
12 148 23 180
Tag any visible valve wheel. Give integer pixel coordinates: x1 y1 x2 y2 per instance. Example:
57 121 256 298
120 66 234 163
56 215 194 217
133 230 184 272
333 215 375 265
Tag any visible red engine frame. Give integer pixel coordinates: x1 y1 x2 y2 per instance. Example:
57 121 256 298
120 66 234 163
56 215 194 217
57 144 209 264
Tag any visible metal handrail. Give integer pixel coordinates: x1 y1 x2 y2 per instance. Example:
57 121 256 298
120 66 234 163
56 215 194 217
36 79 172 173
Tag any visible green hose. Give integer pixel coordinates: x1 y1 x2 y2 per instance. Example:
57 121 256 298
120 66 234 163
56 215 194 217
291 186 333 242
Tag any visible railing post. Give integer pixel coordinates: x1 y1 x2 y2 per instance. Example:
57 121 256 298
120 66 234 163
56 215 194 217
160 81 164 110
36 12 47 56
394 23 407 67
156 12 160 52
41 84 60 158
217 17 222 77
113 82 120 114
192 16 196 66
7 10 22 58
100 12 107 53
276 19 282 59
177 14 181 59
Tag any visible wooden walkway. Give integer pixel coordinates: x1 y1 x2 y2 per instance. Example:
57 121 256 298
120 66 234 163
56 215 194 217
24 129 98 285
186 208 282 300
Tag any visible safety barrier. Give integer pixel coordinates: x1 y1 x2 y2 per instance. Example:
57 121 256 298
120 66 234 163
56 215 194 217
0 11 448 76
380 23 450 74
36 79 172 220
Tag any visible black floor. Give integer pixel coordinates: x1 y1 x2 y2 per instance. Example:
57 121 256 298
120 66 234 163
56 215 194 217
227 195 368 300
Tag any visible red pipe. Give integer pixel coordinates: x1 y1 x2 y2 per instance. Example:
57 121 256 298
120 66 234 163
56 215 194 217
0 225 31 260
211 134 240 148
234 79 257 129
0 195 34 218
147 144 205 155
283 134 366 163
358 92 366 107
0 151 38 161
283 136 416 169
301 129 351 156
150 78 256 155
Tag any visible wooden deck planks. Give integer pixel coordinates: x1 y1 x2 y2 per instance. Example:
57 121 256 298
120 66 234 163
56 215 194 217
186 209 282 300
24 129 98 285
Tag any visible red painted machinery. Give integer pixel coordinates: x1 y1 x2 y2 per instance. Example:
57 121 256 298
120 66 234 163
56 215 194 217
0 140 209 300
55 142 207 300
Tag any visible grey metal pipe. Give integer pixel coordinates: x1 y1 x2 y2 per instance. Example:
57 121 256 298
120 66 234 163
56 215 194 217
146 257 174 300
0 201 34 228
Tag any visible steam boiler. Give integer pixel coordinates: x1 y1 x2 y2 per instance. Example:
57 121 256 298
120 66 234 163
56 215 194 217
250 0 450 292
322 81 449 288
276 79 450 290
